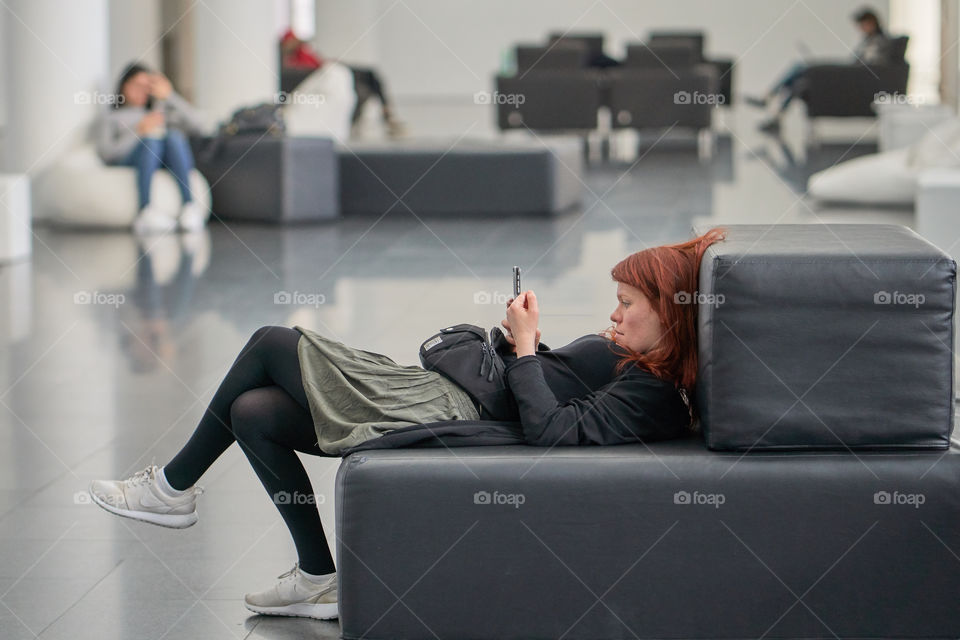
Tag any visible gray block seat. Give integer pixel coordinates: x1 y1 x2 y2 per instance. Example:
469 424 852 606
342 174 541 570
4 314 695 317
696 224 956 451
335 435 960 640
338 137 583 216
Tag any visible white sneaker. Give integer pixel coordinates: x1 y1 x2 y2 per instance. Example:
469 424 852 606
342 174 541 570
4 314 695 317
178 201 207 232
244 564 338 620
88 465 203 529
132 205 177 235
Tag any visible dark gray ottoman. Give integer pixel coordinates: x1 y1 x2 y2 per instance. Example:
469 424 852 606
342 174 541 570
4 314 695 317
192 135 339 223
336 438 960 639
696 224 956 451
338 138 582 216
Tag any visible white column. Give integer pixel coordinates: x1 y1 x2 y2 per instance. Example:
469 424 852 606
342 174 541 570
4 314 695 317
3 0 109 174
108 0 162 80
192 0 278 123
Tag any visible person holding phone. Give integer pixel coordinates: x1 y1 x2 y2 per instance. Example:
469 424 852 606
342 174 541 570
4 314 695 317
88 228 724 620
97 62 209 234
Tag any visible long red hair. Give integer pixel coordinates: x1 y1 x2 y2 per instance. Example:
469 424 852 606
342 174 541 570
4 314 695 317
603 228 726 393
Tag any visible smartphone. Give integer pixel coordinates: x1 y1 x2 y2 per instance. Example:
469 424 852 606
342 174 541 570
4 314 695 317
512 266 521 297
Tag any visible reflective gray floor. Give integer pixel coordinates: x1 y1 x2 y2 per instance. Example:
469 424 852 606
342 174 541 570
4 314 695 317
0 104 915 639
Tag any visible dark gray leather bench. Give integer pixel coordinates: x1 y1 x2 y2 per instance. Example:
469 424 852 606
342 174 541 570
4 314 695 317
335 436 960 639
338 138 583 216
334 224 959 639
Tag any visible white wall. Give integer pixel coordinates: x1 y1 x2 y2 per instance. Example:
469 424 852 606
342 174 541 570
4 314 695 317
313 0 890 99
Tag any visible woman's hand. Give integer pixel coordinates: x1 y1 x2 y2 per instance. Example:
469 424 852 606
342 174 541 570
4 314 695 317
136 111 165 135
501 295 541 353
148 73 172 100
504 291 540 357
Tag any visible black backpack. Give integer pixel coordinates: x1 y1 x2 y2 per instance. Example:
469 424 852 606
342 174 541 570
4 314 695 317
419 324 518 421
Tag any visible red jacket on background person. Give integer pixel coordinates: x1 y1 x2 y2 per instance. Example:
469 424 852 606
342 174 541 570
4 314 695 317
281 29 322 69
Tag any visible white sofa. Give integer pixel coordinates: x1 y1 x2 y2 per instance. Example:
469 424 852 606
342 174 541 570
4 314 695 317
808 117 960 206
282 61 356 142
33 144 211 228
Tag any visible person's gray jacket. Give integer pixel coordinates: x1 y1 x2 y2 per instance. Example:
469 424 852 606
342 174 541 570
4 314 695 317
96 91 209 164
854 32 895 66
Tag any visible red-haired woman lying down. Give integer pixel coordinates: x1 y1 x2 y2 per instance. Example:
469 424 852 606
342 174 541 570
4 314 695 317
88 227 725 621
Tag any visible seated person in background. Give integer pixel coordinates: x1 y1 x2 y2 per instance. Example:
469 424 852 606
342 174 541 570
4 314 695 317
97 63 208 235
747 7 895 133
280 29 406 138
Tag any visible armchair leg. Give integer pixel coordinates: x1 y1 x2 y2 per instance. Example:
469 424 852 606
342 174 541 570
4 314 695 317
698 129 715 162
804 117 820 149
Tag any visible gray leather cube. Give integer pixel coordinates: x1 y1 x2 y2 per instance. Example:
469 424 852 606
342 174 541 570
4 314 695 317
696 224 955 451
193 135 340 223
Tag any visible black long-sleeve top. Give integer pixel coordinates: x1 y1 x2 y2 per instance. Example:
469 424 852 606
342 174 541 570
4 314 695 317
496 333 690 447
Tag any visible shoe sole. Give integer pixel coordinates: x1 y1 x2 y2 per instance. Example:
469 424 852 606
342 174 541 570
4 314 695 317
244 601 338 620
88 489 198 529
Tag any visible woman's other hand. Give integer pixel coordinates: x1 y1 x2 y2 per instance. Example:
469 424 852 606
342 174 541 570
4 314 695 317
148 73 172 100
136 111 166 135
504 291 540 357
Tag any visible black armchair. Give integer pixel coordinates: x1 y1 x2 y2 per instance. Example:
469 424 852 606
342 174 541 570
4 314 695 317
607 43 720 157
649 31 734 106
798 36 910 118
495 70 602 132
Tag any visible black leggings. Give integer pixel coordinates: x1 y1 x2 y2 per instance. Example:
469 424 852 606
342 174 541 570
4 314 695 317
164 326 336 575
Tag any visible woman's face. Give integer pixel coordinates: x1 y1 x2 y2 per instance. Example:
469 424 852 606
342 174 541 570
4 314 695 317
609 282 665 353
122 72 151 107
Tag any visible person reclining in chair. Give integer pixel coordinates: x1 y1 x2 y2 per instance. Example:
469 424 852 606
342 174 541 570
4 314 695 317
747 6 897 133
88 228 725 621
